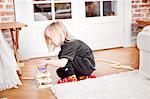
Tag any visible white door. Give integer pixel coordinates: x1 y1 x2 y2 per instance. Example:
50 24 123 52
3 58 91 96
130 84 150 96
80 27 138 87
77 0 125 50
15 0 132 60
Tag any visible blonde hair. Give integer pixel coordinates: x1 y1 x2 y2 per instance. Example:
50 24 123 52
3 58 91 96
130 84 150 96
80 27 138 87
44 21 73 49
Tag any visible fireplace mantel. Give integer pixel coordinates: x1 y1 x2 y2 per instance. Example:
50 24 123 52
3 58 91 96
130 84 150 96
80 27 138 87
136 19 150 32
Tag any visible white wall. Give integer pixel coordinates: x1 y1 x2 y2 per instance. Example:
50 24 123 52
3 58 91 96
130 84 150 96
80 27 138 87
15 0 132 60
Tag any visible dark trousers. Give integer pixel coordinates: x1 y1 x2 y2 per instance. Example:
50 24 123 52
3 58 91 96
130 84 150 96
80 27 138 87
56 56 94 79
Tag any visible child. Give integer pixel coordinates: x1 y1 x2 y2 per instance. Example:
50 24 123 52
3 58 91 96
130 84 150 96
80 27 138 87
43 21 96 84
0 30 22 91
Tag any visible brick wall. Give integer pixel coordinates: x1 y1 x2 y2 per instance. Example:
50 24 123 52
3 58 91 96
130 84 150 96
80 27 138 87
0 0 15 47
0 0 15 22
131 0 150 43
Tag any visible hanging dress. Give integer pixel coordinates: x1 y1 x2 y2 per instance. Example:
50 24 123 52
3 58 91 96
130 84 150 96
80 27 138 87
0 30 22 91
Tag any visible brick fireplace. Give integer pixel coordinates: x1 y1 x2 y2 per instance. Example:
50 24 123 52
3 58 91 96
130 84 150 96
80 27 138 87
131 0 150 43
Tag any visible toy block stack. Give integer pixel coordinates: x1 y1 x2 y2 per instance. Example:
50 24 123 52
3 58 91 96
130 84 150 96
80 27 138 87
36 64 53 88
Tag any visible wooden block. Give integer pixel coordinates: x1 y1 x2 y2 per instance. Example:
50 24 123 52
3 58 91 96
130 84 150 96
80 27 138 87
95 58 120 65
37 78 53 89
38 84 53 89
36 70 51 79
109 64 134 70
22 76 35 80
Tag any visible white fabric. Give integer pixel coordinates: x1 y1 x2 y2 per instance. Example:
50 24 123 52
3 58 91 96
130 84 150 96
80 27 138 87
143 25 150 31
51 70 150 99
0 30 22 91
139 51 150 79
137 31 150 52
137 27 150 79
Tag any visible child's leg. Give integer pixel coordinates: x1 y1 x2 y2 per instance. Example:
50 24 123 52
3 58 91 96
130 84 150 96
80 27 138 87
56 65 75 79
71 56 96 80
71 56 94 76
56 56 95 83
56 67 68 79
56 65 78 84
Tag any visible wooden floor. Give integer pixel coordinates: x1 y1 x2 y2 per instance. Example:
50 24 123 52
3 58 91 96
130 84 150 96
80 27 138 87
0 47 139 99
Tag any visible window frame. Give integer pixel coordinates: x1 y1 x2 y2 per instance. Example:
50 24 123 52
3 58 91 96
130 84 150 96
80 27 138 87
81 0 118 24
32 0 72 21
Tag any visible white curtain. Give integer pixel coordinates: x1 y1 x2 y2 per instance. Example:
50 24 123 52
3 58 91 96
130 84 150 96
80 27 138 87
0 30 22 91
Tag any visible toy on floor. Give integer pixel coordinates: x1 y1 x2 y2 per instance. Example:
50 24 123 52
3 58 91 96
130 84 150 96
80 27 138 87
95 58 134 70
109 64 134 70
36 64 53 88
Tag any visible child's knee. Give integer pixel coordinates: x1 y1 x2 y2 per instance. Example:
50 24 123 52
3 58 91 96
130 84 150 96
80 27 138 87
56 67 66 79
56 67 75 79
